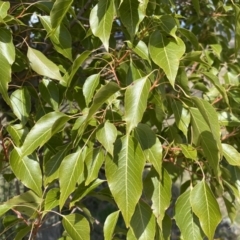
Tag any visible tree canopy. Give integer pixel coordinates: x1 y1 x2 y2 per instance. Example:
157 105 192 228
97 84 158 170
1 0 240 239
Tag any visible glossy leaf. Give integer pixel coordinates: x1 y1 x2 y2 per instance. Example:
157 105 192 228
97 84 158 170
90 0 115 51
103 210 120 240
0 28 15 64
158 15 178 39
83 73 100 106
62 213 90 240
85 147 104 185
144 169 172 228
44 145 70 185
125 75 151 133
0 190 41 217
39 78 59 110
119 0 146 40
39 16 72 61
190 181 221 239
70 179 105 207
190 108 219 175
0 1 10 20
27 46 64 81
175 189 203 240
87 82 119 121
20 112 70 157
50 0 73 30
59 149 84 209
127 40 151 64
222 143 240 166
10 150 42 197
134 123 162 176
10 88 31 125
180 144 197 160
130 201 156 240
62 51 90 87
105 135 145 226
218 111 240 126
192 97 222 153
233 3 240 56
44 188 60 212
171 100 190 137
6 124 28 147
149 31 185 86
96 121 117 156
178 28 199 50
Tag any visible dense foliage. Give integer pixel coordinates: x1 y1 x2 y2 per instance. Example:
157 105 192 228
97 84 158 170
1 0 240 239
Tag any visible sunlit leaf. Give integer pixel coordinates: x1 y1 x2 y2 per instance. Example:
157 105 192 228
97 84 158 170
144 169 172 228
134 123 162 176
149 31 185 86
105 135 145 226
130 200 156 240
10 87 31 125
190 181 221 239
59 149 84 209
10 150 42 197
222 143 240 166
27 46 64 81
104 210 120 240
175 189 203 240
125 75 151 133
90 0 115 51
62 214 90 240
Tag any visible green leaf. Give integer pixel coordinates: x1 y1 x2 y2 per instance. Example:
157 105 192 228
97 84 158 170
201 72 229 105
134 123 162 176
149 31 185 86
158 15 178 39
62 213 90 240
96 121 117 156
44 188 60 212
83 73 100 106
10 150 42 197
70 179 105 207
190 108 220 175
87 82 120 121
39 16 72 61
178 28 199 50
233 3 240 56
218 111 240 126
20 112 70 157
27 46 64 81
15 226 32 240
222 143 240 166
44 145 70 185
90 0 115 51
103 210 120 240
119 0 146 40
179 144 197 160
105 135 145 226
0 28 15 64
127 40 151 64
144 169 172 228
10 87 31 125
171 100 190 137
192 0 200 16
6 124 28 147
130 201 156 240
223 196 236 223
39 78 59 110
192 97 222 153
59 149 84 209
0 190 41 217
175 189 203 240
0 1 10 20
50 0 73 30
190 181 222 239
125 75 151 133
85 147 105 185
62 51 90 87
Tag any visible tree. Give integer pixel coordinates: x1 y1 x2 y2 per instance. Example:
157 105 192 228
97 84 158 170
0 0 240 239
